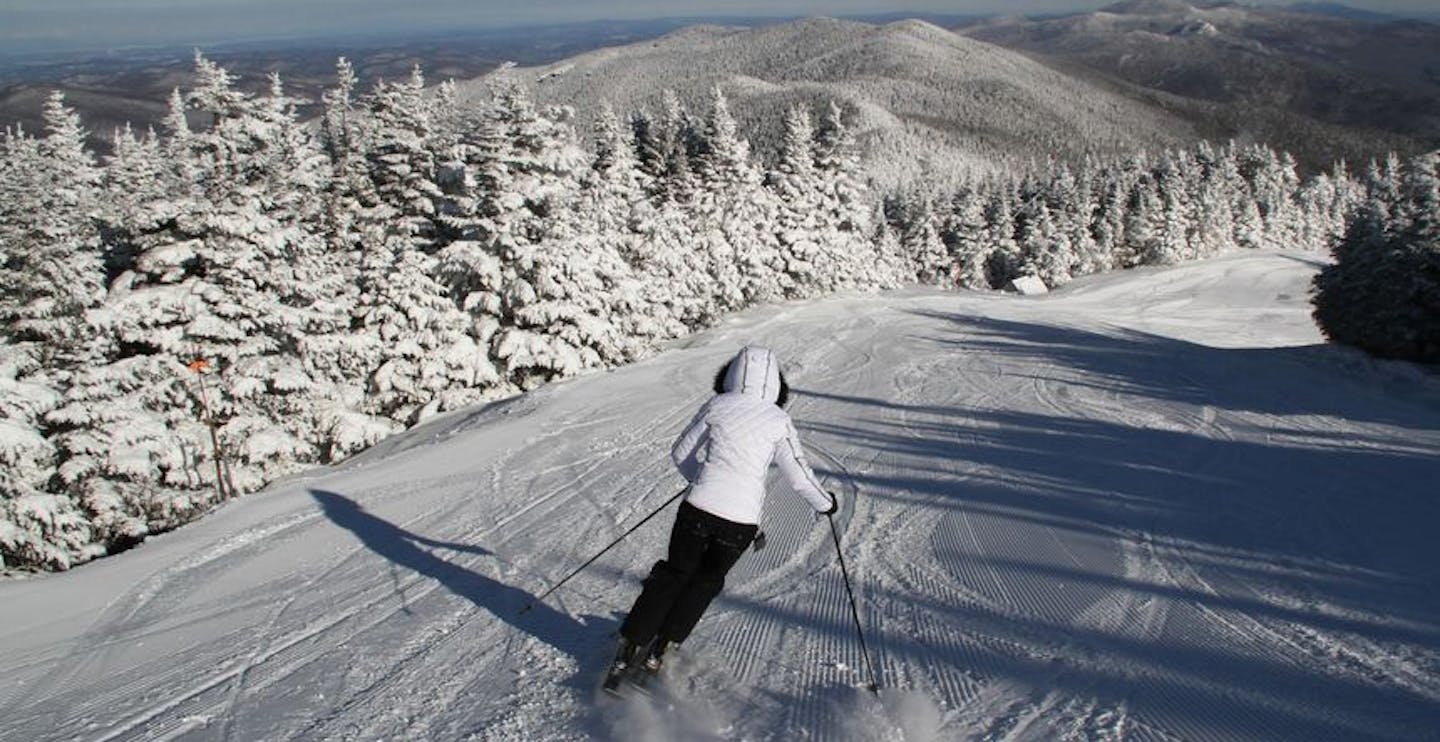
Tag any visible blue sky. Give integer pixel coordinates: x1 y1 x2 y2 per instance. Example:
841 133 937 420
2 0 1435 53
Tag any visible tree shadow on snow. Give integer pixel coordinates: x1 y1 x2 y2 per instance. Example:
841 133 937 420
906 310 1440 430
767 312 1440 739
309 490 617 702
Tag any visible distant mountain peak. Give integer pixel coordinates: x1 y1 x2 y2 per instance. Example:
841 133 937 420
1169 19 1221 36
1100 0 1197 15
1283 2 1394 22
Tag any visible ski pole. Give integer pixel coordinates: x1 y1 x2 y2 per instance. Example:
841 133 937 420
520 488 688 614
828 512 880 693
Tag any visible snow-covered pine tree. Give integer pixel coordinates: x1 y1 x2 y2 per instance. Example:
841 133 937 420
367 65 444 255
624 93 715 327
768 104 826 298
1056 158 1104 278
649 90 700 204
691 86 783 310
1149 150 1197 265
351 225 498 423
1239 145 1303 250
1122 171 1164 268
303 58 402 459
432 100 509 329
48 117 218 554
173 60 347 489
942 187 992 289
61 84 224 542
47 351 215 554
0 96 190 563
442 85 586 386
983 182 1023 288
0 93 107 369
0 124 43 340
1312 150 1440 362
1295 162 1359 253
578 103 678 346
102 124 174 267
482 85 639 386
318 57 373 267
888 189 946 285
0 338 100 571
1089 163 1132 274
1363 154 1405 228
812 101 889 291
1193 142 1240 257
1016 195 1073 287
1402 151 1440 240
344 68 502 424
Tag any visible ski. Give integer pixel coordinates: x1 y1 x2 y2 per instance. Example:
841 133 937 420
600 636 645 698
600 663 634 697
600 639 673 699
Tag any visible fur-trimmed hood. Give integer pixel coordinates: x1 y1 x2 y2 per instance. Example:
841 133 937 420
714 346 789 407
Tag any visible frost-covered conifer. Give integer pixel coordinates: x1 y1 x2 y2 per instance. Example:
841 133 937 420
812 101 885 291
649 90 699 202
1150 151 1197 265
338 71 503 425
103 125 172 248
1090 173 1129 273
889 190 946 284
1055 159 1102 277
352 232 500 423
1295 164 1358 253
1193 143 1240 256
175 63 342 487
319 57 373 268
434 111 511 318
942 187 992 289
1313 150 1440 362
984 184 1023 288
367 66 443 253
1017 198 1073 286
768 105 826 297
0 126 42 333
1122 173 1164 268
580 104 677 345
46 353 211 552
691 87 783 310
1240 145 1303 250
0 340 90 571
0 93 107 368
485 86 638 385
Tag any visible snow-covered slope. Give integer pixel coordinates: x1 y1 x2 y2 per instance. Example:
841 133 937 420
3 251 1438 740
458 18 1198 188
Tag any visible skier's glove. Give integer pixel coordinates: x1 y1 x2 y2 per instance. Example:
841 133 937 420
752 530 767 552
821 491 838 516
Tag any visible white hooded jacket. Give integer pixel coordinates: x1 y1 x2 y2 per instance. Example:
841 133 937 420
671 346 833 525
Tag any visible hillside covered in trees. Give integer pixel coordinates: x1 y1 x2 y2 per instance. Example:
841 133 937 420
0 52 1426 572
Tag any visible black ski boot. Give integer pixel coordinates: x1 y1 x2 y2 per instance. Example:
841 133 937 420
602 637 639 695
637 639 677 681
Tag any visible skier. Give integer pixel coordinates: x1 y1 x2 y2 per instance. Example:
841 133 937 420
606 345 837 690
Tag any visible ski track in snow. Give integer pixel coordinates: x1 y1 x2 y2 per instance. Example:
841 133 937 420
3 251 1440 741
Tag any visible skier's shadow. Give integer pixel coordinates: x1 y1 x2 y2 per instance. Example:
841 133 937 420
310 489 612 689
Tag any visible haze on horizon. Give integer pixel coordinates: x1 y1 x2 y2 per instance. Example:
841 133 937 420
3 0 1437 56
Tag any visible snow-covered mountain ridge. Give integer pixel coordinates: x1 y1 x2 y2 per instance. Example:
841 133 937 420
3 250 1437 740
962 0 1440 171
461 17 1200 189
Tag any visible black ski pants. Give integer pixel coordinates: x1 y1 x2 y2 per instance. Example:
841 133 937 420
620 501 757 647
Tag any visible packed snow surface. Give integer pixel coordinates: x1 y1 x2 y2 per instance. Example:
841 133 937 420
3 251 1438 741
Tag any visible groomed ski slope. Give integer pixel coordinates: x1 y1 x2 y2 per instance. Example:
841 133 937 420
2 250 1438 741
